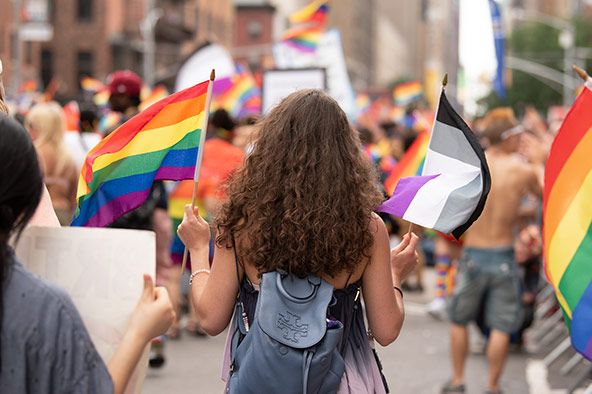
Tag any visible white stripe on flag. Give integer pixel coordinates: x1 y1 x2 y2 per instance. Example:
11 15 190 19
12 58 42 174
403 156 480 229
422 147 480 177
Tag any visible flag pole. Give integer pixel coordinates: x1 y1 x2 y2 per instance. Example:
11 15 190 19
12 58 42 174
573 65 590 82
180 69 216 275
407 73 448 238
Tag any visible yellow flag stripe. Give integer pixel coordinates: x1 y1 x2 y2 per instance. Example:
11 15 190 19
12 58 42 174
547 168 592 317
91 112 203 174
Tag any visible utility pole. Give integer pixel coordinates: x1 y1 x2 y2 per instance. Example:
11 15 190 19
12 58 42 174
141 0 161 89
560 0 576 107
11 0 22 98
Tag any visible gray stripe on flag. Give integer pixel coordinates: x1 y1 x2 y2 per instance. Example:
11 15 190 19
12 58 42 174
434 174 482 234
430 121 481 167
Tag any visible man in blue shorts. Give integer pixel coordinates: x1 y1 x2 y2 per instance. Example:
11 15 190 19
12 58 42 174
442 108 543 394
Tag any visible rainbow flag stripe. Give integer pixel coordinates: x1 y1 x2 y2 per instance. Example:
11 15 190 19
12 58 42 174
213 72 260 118
393 81 423 106
281 26 323 53
139 85 169 111
81 77 105 93
94 88 110 107
72 80 209 227
289 0 328 26
384 128 430 196
543 78 592 361
356 93 371 114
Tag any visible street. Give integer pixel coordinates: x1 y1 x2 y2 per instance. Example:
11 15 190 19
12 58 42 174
141 268 574 394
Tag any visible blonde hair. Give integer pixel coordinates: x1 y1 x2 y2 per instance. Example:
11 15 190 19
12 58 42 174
26 102 74 176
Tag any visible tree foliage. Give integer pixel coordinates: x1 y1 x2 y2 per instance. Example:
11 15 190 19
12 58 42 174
477 16 592 116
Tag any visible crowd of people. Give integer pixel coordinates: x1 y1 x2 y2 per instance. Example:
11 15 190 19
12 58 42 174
0 61 561 393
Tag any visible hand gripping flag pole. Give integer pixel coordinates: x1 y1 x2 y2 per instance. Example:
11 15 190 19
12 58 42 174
180 69 215 275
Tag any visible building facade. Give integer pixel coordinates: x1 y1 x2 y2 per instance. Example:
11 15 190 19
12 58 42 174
233 0 276 72
0 0 234 99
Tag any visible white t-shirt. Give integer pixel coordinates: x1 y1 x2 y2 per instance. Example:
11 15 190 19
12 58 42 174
63 131 103 171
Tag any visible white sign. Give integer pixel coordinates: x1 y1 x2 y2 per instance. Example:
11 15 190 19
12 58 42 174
15 226 156 394
261 68 326 115
175 43 236 92
272 29 358 120
20 23 54 42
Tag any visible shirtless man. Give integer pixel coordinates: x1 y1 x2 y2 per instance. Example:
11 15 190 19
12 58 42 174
442 108 543 394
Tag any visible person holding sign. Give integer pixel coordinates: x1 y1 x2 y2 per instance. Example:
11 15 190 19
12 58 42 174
0 114 175 394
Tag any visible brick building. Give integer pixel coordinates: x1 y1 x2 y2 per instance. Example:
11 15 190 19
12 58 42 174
233 0 275 72
0 0 235 99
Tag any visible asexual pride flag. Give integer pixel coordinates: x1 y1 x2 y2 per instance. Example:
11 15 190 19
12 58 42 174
377 90 490 240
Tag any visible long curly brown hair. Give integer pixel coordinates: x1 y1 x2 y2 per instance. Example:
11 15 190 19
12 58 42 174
216 89 384 278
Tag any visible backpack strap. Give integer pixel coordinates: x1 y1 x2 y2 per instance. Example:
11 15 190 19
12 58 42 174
343 271 354 288
229 237 250 374
340 284 361 355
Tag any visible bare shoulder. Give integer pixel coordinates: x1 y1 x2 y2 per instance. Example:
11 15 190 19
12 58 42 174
369 212 388 236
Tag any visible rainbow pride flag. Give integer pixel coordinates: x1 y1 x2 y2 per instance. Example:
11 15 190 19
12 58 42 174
356 93 371 115
281 26 323 53
81 77 105 93
94 88 110 107
213 70 261 118
139 85 169 111
62 101 80 131
98 111 122 135
289 0 329 26
390 106 405 123
72 80 210 227
543 77 592 361
393 81 423 106
384 128 430 195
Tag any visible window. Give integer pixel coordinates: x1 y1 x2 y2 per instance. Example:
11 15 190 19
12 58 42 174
25 42 33 64
41 49 53 88
248 20 262 40
78 0 93 21
77 51 93 91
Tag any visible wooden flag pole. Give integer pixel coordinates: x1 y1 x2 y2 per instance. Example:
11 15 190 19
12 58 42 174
573 65 590 82
180 69 216 275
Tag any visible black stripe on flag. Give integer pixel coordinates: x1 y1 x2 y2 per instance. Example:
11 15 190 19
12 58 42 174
437 91 491 239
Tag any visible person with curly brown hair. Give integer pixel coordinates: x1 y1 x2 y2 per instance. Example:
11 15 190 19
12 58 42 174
177 89 419 392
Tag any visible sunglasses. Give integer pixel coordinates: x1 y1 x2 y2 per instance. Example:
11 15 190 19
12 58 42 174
501 125 524 140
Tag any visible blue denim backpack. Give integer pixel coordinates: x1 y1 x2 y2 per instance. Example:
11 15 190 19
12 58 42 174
227 249 354 394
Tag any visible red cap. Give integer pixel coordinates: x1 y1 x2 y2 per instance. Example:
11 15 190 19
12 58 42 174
107 70 142 96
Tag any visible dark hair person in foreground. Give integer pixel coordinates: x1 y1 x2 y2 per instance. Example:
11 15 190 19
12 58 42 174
0 114 175 394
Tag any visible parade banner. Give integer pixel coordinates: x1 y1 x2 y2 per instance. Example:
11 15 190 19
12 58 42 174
14 226 156 394
261 68 326 114
273 29 357 119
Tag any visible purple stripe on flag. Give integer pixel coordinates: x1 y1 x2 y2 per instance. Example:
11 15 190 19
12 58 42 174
212 77 234 95
376 174 440 217
84 189 150 227
584 338 592 361
155 165 195 181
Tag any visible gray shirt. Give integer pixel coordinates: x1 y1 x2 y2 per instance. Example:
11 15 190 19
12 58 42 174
1 247 114 393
